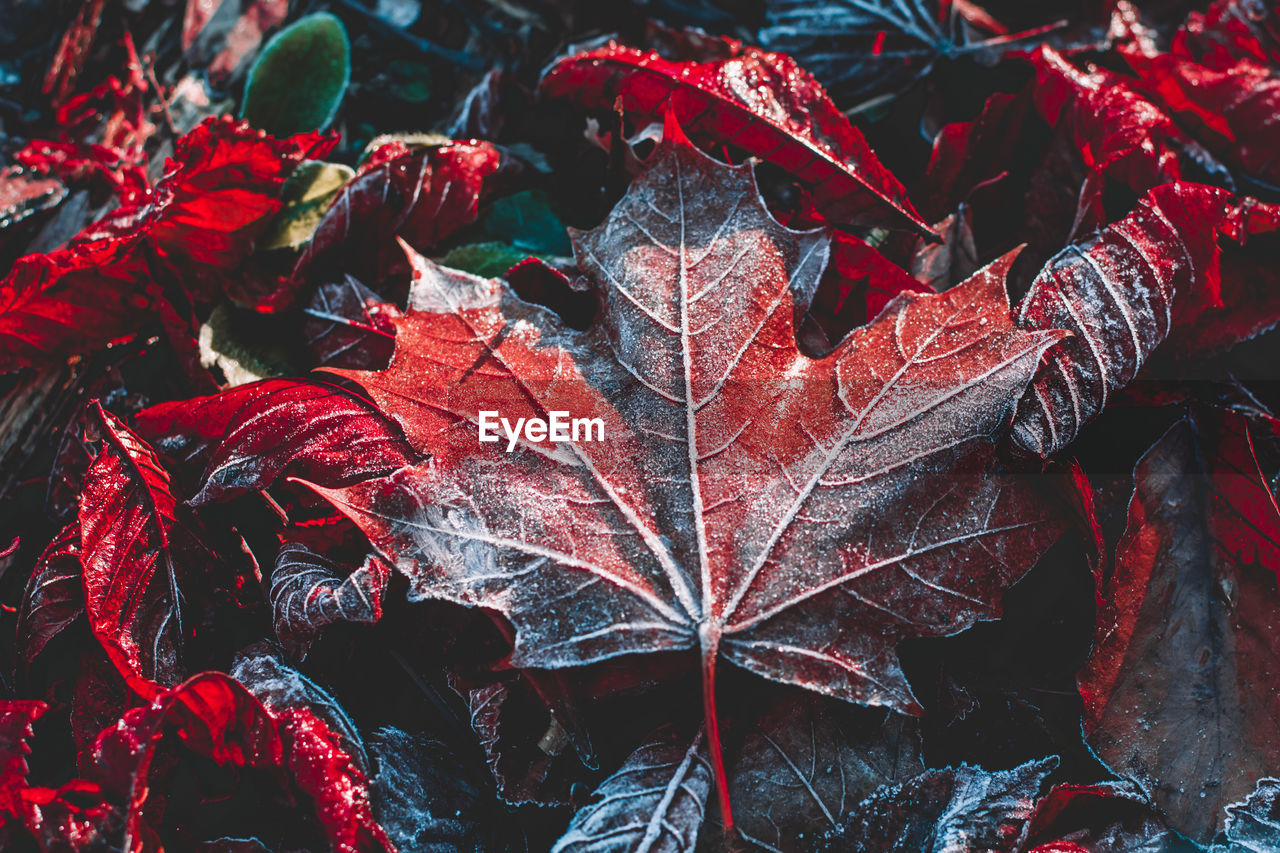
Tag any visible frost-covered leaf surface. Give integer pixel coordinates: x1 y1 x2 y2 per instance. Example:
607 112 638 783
270 539 389 652
1212 778 1280 852
1079 407 1280 842
1011 182 1235 457
553 727 711 853
730 694 925 851
814 756 1057 852
311 128 1064 720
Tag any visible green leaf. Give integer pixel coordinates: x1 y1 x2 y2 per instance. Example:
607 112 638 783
439 242 531 279
484 190 572 255
258 160 354 251
242 12 350 137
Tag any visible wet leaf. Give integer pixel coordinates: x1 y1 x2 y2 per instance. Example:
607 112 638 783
540 42 931 234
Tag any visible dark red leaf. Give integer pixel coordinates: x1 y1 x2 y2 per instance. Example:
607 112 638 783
304 128 1064 826
915 90 1033 225
797 229 932 354
275 708 396 853
82 117 337 305
1124 48 1280 186
1028 46 1192 235
1170 195 1280 354
1078 406 1280 842
16 523 85 670
292 142 504 288
135 378 414 505
87 672 283 852
539 43 931 234
301 276 399 370
230 646 394 853
0 701 45 821
1012 182 1237 457
78 404 214 697
1021 781 1189 852
21 779 122 852
15 140 149 204
1173 0 1280 71
0 238 153 373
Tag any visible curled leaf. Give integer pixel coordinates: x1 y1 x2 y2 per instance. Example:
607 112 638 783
539 42 930 233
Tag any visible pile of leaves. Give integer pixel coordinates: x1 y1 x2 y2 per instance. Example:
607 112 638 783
4 0 1280 850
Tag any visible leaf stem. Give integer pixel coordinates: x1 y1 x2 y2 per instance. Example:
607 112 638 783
699 624 734 835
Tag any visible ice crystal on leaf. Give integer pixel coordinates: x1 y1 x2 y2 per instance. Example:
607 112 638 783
304 117 1066 825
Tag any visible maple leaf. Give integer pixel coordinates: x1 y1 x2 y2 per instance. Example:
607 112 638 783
539 42 930 234
298 122 1064 825
1079 406 1280 842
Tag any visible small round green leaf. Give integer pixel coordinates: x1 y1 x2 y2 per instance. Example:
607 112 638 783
242 12 350 138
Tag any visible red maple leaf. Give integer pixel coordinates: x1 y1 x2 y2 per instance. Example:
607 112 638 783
298 122 1065 825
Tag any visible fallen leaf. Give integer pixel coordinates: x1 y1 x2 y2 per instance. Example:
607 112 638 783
553 727 711 853
1011 182 1236 458
539 43 931 234
302 122 1064 825
134 378 414 505
1078 406 1280 842
1211 778 1280 852
16 522 84 670
730 693 924 851
301 276 398 370
78 404 218 696
812 757 1057 852
270 538 389 653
